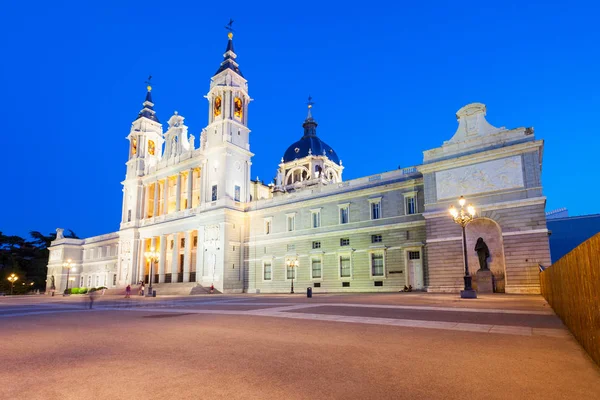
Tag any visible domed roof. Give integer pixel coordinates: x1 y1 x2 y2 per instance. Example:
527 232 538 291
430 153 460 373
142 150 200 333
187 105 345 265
282 102 340 164
283 135 339 164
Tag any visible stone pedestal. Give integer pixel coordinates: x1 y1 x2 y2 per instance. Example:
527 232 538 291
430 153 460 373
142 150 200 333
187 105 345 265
476 269 493 294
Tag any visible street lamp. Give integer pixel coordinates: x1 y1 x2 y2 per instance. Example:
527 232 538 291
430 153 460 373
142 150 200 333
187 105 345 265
62 259 75 295
449 196 477 299
7 273 18 295
286 259 298 294
144 247 159 297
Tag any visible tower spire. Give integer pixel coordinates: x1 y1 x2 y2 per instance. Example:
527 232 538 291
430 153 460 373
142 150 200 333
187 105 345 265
302 95 318 137
137 75 159 122
215 20 243 77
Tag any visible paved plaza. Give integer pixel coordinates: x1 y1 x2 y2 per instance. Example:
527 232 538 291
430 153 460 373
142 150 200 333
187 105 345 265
1 293 599 399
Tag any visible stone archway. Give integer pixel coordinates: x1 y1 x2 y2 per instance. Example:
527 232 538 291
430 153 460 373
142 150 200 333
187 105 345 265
465 218 507 293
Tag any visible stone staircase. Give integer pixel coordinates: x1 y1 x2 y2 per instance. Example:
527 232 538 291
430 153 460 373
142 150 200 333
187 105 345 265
101 282 220 296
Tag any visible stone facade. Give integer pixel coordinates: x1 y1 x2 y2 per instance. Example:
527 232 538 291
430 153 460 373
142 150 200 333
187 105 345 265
46 36 550 295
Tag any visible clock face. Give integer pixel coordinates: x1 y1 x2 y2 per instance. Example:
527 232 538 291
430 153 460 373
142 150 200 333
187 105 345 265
234 97 243 119
214 96 222 117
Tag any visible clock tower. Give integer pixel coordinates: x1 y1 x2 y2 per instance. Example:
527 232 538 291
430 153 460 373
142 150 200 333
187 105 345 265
203 30 252 204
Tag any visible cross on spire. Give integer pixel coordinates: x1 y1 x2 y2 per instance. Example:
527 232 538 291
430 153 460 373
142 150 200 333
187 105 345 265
145 75 153 91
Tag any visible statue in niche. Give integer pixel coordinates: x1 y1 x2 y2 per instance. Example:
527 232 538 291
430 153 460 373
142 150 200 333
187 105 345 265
475 237 490 270
171 137 177 157
56 228 64 240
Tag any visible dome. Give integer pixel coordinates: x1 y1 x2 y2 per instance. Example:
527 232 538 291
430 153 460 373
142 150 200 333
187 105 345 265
283 135 340 164
282 103 340 164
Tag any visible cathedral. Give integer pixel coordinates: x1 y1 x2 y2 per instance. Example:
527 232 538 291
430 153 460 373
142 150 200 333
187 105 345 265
46 31 551 295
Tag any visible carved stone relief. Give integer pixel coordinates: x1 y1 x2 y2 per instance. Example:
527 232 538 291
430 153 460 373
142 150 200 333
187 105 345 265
435 156 524 200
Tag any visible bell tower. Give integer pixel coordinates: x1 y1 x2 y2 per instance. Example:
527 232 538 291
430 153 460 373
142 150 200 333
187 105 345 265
122 82 163 224
202 28 253 204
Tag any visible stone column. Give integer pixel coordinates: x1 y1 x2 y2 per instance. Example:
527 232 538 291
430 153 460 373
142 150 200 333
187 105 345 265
196 226 205 283
171 233 179 281
153 181 159 217
176 173 182 212
187 169 193 209
183 231 192 282
162 179 168 215
137 239 146 283
158 234 166 283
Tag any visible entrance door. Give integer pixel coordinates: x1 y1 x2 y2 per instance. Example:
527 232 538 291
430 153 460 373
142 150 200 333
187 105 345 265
407 250 423 289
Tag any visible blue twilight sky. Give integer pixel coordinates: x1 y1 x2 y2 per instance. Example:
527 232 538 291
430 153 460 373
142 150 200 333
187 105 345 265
1 0 598 239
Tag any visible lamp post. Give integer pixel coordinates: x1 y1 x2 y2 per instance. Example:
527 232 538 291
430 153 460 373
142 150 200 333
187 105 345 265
286 259 298 294
144 247 159 297
7 273 18 295
449 196 477 299
62 259 75 295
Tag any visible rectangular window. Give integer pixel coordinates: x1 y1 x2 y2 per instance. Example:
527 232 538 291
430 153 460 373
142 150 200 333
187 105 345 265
263 262 272 281
170 240 174 250
113 274 117 285
311 258 322 279
312 210 321 228
342 282 350 287
287 244 296 251
286 264 296 280
211 185 218 201
371 202 381 220
371 253 384 277
371 234 382 243
193 236 198 247
408 251 421 260
406 196 416 215
234 185 241 202
127 209 132 222
340 206 349 224
340 255 351 277
287 215 295 232
312 241 321 249
340 238 350 247
180 238 185 248
264 220 271 235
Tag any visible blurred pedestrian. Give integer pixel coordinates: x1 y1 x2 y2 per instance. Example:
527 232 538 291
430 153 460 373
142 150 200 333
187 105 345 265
89 288 98 309
210 284 214 294
140 282 145 296
125 284 131 298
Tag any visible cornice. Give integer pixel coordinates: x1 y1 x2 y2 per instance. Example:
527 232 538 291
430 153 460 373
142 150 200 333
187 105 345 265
418 140 543 174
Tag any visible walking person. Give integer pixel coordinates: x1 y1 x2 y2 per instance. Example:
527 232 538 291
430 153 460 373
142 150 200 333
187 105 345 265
140 282 145 296
125 284 131 298
88 288 98 309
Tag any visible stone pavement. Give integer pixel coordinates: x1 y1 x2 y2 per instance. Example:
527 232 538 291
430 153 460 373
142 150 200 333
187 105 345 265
0 293 599 399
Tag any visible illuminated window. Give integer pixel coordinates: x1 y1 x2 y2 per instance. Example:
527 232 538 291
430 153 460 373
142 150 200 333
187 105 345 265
193 236 198 247
234 97 243 119
148 140 155 155
131 137 137 155
214 96 222 117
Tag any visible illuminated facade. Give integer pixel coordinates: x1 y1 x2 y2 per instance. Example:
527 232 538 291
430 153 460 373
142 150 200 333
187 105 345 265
46 32 551 295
